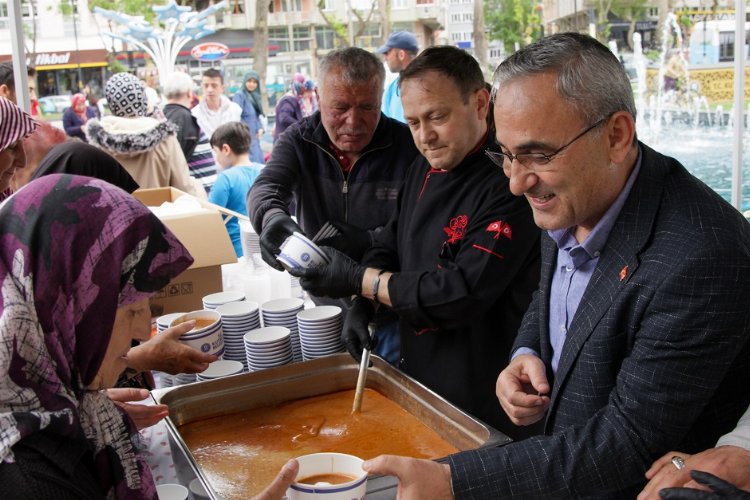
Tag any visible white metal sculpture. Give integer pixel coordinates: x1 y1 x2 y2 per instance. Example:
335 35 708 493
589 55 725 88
94 0 228 79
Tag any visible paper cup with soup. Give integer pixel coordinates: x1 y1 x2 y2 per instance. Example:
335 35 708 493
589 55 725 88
287 452 367 500
169 309 224 357
277 232 330 272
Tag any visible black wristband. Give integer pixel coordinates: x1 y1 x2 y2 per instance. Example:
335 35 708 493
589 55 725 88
371 269 387 305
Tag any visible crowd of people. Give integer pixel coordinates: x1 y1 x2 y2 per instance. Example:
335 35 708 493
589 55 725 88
0 32 749 499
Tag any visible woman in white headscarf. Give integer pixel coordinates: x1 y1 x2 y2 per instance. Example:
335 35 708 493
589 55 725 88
86 72 205 199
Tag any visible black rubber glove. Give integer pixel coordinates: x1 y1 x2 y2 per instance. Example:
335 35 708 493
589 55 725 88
317 220 374 260
342 296 378 362
259 213 303 271
660 471 750 500
291 246 366 298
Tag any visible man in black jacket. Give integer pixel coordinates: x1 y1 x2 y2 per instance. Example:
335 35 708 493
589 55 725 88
293 46 541 436
163 72 217 194
248 47 420 362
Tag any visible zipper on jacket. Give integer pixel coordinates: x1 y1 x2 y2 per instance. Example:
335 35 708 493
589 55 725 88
342 180 349 220
305 135 393 224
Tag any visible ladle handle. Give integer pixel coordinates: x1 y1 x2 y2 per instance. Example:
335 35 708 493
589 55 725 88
352 323 376 413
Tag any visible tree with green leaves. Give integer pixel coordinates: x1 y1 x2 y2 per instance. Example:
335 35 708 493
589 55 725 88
484 0 541 53
610 0 652 50
316 0 378 47
86 0 157 21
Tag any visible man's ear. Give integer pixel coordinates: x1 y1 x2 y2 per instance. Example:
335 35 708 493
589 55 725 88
475 87 491 122
0 84 11 99
607 111 636 164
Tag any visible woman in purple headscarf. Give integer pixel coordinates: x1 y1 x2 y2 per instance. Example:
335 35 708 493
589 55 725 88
0 174 193 498
272 74 317 144
0 174 301 499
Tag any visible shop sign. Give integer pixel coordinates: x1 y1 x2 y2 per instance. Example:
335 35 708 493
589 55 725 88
191 43 230 61
34 52 72 66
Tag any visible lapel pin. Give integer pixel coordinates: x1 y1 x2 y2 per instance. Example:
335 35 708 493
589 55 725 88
619 265 628 281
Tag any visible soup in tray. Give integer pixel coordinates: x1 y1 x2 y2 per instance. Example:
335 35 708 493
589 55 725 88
179 388 459 498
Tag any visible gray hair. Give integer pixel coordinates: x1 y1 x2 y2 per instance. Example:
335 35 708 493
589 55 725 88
162 72 194 99
492 33 636 126
318 47 385 97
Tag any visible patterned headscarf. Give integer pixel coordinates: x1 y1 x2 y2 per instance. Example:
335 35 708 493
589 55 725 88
290 74 317 118
104 73 149 118
0 174 193 498
0 96 38 152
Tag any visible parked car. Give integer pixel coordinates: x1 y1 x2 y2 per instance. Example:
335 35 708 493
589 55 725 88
38 95 72 114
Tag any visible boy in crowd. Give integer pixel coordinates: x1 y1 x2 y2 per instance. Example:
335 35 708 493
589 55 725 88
209 122 263 257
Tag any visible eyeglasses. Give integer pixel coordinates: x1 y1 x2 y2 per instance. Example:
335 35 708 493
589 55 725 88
485 117 608 172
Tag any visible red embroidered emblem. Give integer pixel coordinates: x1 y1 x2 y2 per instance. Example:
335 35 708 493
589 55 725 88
443 215 468 244
619 265 628 281
486 220 512 240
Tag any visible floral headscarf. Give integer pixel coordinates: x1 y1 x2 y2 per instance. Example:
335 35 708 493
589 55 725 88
71 93 88 122
290 74 317 118
0 174 193 498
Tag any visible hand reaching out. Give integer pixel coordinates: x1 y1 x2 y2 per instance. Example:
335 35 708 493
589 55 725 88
639 446 750 500
126 320 218 375
107 387 169 430
252 459 300 500
363 455 454 500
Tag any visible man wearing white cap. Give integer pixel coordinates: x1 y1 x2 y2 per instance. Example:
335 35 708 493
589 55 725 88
377 31 418 123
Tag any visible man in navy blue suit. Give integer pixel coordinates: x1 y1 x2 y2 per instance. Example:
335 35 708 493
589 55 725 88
363 33 750 498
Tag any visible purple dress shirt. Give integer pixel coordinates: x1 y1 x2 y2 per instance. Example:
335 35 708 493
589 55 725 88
515 148 642 374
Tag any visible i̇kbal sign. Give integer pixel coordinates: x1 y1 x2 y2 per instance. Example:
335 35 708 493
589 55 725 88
191 43 230 61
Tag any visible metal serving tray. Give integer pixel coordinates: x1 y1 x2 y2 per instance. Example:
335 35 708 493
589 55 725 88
151 354 511 499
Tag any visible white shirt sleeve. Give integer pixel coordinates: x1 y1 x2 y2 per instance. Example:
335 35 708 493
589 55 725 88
716 403 750 451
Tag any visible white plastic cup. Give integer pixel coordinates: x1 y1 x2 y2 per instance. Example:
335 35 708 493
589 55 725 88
277 231 330 271
170 310 224 357
188 478 210 500
202 290 246 310
287 452 367 500
155 483 189 500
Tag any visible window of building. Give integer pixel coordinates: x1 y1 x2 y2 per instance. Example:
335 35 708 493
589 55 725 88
269 0 302 12
392 0 408 8
294 25 311 51
354 23 381 50
719 31 734 61
0 1 32 18
463 12 473 21
416 0 434 5
316 27 336 49
269 26 289 52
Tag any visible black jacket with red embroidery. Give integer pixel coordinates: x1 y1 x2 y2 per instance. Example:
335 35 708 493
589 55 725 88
363 133 541 436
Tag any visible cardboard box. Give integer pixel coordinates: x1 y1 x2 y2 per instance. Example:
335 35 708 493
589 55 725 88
134 187 237 315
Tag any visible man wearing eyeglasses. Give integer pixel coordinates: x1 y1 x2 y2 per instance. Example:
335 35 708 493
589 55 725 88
360 33 750 498
292 46 541 437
